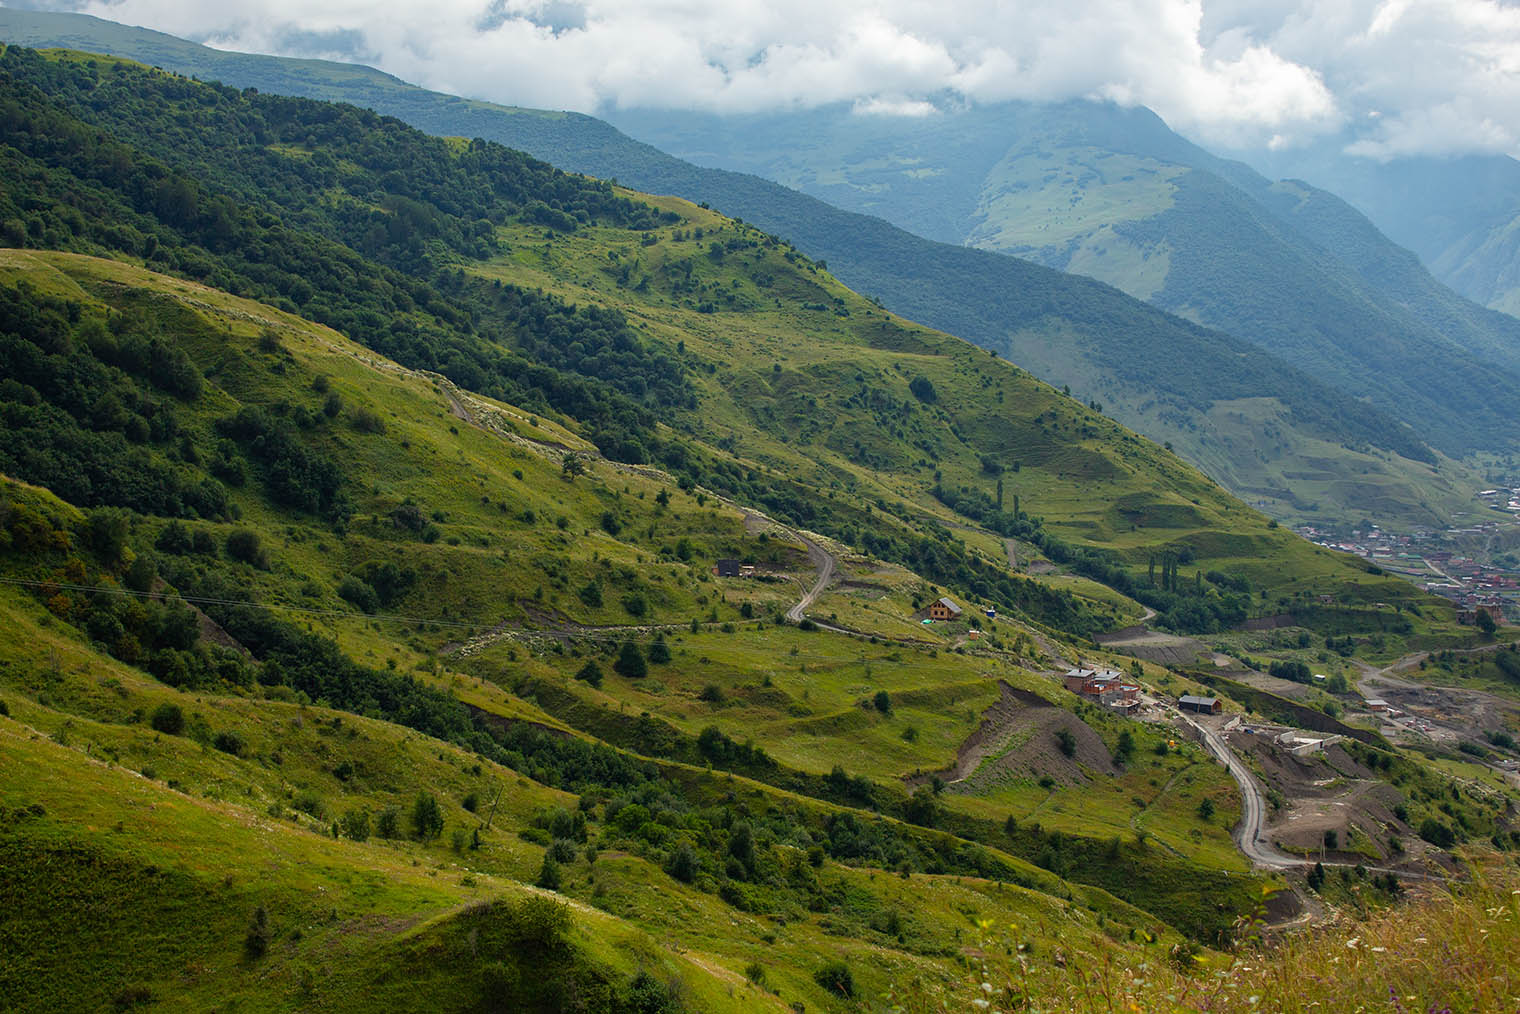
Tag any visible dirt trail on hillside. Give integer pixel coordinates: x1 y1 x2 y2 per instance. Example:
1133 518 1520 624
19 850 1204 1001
785 531 837 623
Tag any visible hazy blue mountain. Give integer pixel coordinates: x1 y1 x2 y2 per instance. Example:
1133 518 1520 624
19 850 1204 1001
0 8 1488 529
1243 146 1520 319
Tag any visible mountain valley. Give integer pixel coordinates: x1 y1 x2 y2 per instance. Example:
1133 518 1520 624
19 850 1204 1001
0 27 1517 1014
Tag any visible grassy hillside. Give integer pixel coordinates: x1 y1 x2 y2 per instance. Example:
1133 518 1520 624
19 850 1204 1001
0 252 1191 1010
0 9 1478 532
0 45 1512 1013
0 44 1446 639
607 101 1520 464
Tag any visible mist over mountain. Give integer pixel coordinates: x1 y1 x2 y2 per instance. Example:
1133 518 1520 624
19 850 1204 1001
0 8 1488 532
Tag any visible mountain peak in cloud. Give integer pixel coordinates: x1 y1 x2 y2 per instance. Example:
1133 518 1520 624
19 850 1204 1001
43 0 1520 158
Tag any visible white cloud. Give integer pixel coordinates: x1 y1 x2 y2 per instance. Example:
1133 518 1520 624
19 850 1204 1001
56 0 1520 157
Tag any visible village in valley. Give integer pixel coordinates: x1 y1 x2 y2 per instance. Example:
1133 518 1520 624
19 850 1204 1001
1296 491 1520 625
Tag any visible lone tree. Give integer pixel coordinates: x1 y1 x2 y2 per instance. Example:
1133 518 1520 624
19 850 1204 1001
614 640 647 678
575 659 603 688
536 853 562 892
411 792 444 840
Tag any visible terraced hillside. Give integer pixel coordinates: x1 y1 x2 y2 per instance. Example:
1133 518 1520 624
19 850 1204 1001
0 46 1513 1013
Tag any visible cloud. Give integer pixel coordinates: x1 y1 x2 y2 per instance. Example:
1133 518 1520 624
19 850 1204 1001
53 0 1520 157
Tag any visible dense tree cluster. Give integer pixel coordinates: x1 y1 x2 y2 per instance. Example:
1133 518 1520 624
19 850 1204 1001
0 48 687 465
0 284 228 518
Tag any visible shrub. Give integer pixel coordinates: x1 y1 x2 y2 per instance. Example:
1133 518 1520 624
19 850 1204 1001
375 807 400 839
621 592 647 617
84 507 131 565
155 520 193 555
462 792 479 813
336 576 380 613
577 581 603 607
351 407 386 434
244 906 270 958
340 808 370 842
575 660 604 688
813 960 855 998
292 791 326 821
212 730 246 756
1419 818 1455 848
698 683 725 703
149 702 185 735
648 636 671 664
873 690 892 715
1055 728 1076 757
666 840 699 883
225 529 268 568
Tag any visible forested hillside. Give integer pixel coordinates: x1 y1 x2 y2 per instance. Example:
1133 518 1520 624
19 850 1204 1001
0 43 1512 1014
609 101 1520 462
0 9 1476 532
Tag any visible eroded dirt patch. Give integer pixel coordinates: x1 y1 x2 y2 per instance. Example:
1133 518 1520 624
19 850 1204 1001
922 682 1117 792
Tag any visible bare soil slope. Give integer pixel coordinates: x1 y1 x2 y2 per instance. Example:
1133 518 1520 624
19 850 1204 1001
932 682 1118 791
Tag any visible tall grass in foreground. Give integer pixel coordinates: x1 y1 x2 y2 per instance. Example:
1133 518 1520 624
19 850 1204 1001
884 859 1520 1013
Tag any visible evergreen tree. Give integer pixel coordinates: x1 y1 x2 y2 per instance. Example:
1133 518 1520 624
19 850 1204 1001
614 640 648 678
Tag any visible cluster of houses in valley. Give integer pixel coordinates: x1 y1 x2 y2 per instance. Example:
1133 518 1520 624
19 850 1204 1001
1295 519 1518 625
1063 667 1142 715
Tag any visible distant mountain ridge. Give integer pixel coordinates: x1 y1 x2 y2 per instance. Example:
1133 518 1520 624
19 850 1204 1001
0 8 1481 530
1240 147 1520 320
605 102 1520 462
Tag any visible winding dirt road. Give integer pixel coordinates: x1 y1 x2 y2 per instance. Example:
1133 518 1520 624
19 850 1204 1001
1186 715 1445 881
785 532 837 623
1183 716 1302 869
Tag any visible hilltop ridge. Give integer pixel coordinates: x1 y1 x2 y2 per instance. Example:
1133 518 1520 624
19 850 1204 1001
0 42 1515 1014
0 8 1479 532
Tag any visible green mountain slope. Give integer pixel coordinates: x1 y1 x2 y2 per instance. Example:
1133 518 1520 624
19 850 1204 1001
1244 146 1520 319
0 42 1514 1013
0 9 1473 531
605 102 1520 462
0 248 1196 1010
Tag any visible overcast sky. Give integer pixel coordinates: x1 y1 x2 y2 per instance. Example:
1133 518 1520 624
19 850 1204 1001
43 0 1520 158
